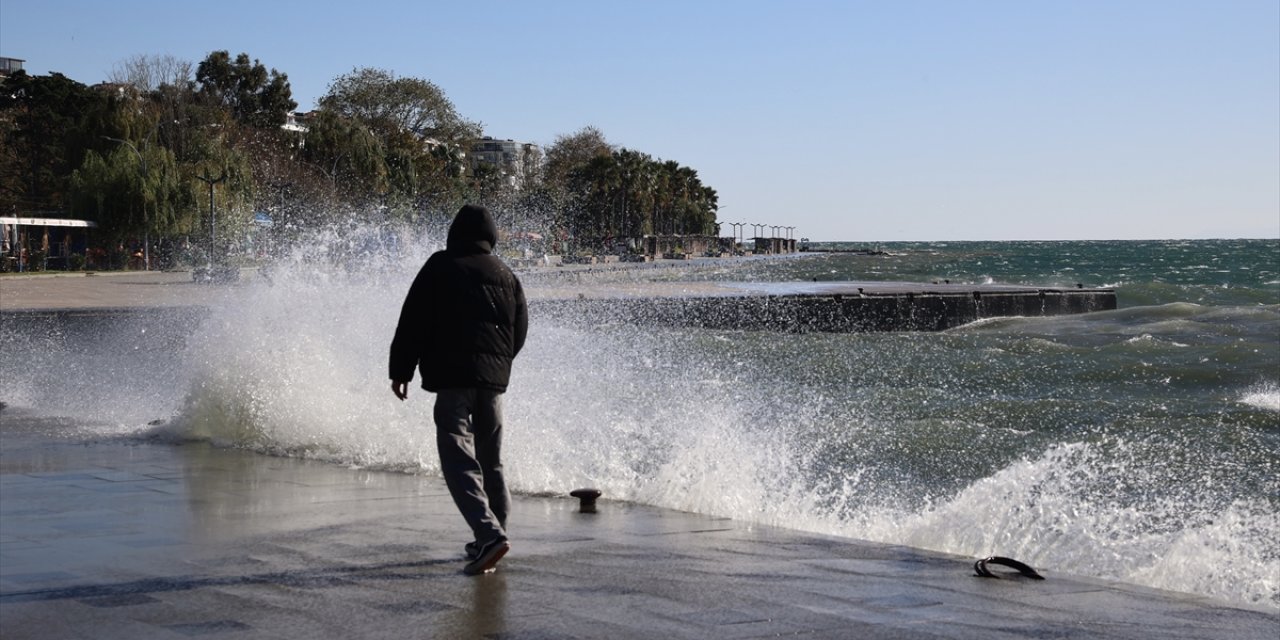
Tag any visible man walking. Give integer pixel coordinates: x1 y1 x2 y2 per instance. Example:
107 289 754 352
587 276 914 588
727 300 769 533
390 204 528 575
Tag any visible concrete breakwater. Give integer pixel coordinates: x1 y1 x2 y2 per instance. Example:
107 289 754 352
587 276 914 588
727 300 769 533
0 271 1115 333
529 281 1117 332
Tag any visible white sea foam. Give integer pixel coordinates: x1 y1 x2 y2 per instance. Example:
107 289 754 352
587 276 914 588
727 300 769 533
162 226 440 467
1239 383 1280 412
1123 334 1189 347
946 316 1024 331
849 442 1280 609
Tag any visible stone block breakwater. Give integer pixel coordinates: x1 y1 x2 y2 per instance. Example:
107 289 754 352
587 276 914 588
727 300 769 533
529 281 1117 332
0 269 1116 333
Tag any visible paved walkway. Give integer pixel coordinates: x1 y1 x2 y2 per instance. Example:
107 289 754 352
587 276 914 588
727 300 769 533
1 412 1275 640
0 266 756 312
0 271 245 312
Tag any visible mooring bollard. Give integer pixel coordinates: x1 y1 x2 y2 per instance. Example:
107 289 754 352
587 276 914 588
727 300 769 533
569 488 602 513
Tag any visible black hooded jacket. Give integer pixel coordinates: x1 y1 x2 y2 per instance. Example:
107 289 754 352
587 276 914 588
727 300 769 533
389 205 528 393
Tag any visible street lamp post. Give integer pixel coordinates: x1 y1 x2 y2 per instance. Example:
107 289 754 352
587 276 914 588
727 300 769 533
728 222 744 249
195 170 227 264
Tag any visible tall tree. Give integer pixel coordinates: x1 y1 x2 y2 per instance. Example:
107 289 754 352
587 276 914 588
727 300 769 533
69 77 223 248
299 109 387 210
549 136 718 249
69 142 191 244
185 136 256 256
319 67 480 142
0 71 111 213
108 54 193 94
315 67 483 216
615 149 653 238
543 126 613 188
542 126 615 247
195 50 297 128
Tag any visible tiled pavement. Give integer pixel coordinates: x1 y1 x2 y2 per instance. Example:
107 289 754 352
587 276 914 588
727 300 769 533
1 412 1276 640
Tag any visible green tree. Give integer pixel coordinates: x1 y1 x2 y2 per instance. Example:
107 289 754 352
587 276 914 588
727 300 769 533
0 71 111 213
195 51 297 128
69 148 133 240
319 67 480 142
184 140 255 261
614 149 653 239
299 109 387 211
316 67 481 214
71 136 195 247
413 142 469 215
542 127 614 249
144 74 217 167
543 126 613 189
547 131 718 249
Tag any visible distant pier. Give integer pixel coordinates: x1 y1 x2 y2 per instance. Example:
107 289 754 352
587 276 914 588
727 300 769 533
530 281 1118 332
797 247 890 255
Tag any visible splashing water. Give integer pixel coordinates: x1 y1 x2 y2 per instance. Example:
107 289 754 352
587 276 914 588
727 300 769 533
1240 383 1280 412
2 229 1277 610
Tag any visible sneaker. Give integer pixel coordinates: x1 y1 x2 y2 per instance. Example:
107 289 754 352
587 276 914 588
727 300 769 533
463 538 510 575
464 541 479 560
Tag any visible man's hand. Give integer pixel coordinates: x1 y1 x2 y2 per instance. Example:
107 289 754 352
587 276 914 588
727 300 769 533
391 380 409 401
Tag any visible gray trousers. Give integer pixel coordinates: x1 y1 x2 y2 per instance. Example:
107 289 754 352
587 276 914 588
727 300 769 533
433 388 510 546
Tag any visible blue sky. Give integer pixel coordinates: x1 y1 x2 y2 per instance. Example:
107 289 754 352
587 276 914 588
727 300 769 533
2 0 1277 241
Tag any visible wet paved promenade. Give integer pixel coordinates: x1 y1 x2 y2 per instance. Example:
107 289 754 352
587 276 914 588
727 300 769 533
0 271 243 312
2 418 1276 640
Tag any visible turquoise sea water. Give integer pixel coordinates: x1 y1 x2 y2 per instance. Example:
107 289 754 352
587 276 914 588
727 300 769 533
663 239 1280 307
2 237 1278 609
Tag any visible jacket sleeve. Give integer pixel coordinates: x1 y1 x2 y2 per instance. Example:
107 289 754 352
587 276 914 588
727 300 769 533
512 277 528 357
388 265 431 382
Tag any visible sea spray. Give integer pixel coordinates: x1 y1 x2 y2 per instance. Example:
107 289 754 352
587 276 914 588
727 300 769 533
504 322 822 525
858 440 1279 608
0 308 198 432
166 224 440 468
1240 382 1280 412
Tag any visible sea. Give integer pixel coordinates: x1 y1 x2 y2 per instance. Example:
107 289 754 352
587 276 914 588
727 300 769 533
2 236 1277 610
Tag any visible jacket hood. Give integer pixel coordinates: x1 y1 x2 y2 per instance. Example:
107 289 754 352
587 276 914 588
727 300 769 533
446 204 498 254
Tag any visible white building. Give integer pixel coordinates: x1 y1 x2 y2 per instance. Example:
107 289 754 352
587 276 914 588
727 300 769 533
469 137 541 189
